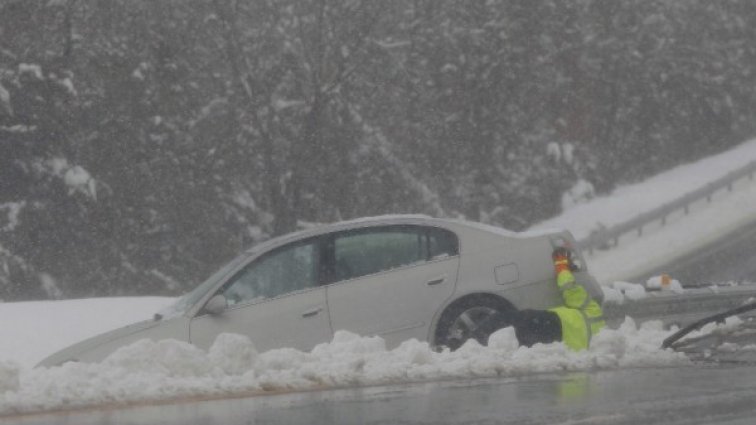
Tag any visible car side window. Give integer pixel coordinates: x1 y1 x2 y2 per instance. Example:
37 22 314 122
222 241 319 306
428 227 459 259
333 226 458 281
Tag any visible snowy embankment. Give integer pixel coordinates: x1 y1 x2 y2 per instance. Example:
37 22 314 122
0 303 685 415
531 138 756 284
533 138 756 241
0 297 175 369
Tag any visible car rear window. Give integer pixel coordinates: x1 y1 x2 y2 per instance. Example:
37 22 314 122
428 227 459 259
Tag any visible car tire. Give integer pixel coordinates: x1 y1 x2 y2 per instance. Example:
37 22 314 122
433 295 515 351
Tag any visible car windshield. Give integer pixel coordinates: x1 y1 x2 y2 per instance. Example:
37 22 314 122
159 253 251 318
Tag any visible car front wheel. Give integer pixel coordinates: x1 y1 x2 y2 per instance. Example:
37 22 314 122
433 296 514 351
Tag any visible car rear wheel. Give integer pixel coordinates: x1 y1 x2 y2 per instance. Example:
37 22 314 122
433 296 514 351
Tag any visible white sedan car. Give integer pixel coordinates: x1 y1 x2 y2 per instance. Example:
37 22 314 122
39 215 602 366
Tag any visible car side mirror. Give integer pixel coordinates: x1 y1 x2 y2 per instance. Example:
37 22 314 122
203 294 228 315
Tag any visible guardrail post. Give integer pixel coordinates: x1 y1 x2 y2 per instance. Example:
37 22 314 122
637 226 643 237
661 215 666 226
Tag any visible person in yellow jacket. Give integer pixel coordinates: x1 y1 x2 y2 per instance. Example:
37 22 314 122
511 247 605 351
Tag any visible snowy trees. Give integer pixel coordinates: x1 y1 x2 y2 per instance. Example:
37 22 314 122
2 0 756 300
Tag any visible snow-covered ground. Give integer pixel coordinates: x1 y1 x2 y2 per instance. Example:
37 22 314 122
0 296 686 415
533 138 756 240
0 297 175 369
531 138 756 284
586 176 756 284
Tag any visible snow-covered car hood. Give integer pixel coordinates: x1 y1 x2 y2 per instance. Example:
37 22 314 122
37 316 189 367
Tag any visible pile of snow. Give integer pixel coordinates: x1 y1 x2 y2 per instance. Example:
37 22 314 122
646 274 685 294
0 319 686 416
0 361 19 393
695 316 744 338
602 282 649 304
601 275 686 304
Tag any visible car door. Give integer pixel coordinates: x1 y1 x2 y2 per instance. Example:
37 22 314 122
189 237 332 352
325 225 460 346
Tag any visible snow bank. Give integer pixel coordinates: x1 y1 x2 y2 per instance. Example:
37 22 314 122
601 275 688 304
0 297 176 368
646 274 684 294
0 320 687 416
532 138 756 240
0 361 19 393
526 139 756 285
602 281 648 304
585 173 756 284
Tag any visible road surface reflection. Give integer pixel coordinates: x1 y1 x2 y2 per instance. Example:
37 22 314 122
5 365 756 425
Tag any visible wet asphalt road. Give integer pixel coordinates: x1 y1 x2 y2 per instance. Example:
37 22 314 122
5 363 756 425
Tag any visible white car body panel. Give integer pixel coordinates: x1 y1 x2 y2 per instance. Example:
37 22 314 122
188 286 331 352
326 256 460 347
38 215 602 367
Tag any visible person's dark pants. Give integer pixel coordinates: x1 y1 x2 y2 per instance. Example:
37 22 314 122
512 309 562 347
476 309 562 347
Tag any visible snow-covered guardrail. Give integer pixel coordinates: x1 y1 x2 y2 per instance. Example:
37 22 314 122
578 159 756 254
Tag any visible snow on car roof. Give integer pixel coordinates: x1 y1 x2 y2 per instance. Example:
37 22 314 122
333 213 435 225
331 215 567 239
245 215 561 255
243 215 437 253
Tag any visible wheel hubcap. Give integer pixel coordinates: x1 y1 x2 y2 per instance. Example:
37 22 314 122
447 306 498 347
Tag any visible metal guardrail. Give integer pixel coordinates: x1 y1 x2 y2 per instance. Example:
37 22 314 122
603 285 756 328
578 159 756 254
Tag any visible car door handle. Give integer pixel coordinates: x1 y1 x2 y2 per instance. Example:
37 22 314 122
302 307 323 318
426 276 446 286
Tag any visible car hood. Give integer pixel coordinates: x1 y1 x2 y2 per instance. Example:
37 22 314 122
37 317 174 368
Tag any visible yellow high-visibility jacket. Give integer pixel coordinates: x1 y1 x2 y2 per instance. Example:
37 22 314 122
548 259 605 351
